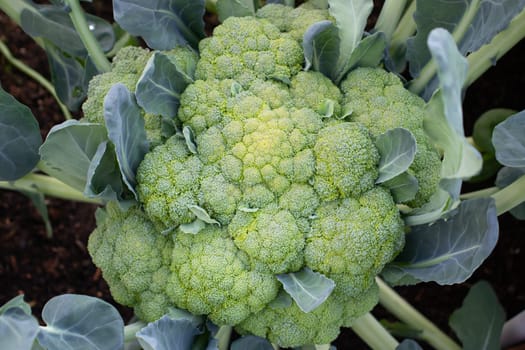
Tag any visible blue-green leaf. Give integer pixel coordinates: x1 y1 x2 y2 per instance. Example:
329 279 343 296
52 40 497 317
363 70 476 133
450 281 505 350
179 219 206 234
44 44 89 112
113 0 205 50
328 0 374 82
21 5 115 57
424 28 482 179
136 51 194 118
345 31 386 70
182 126 198 154
103 83 149 197
136 316 202 350
276 268 335 312
84 141 126 203
0 295 32 315
231 335 274 350
375 128 417 184
37 295 124 350
384 172 419 203
39 120 108 191
302 21 339 75
216 0 257 22
0 85 42 181
407 0 525 79
385 198 498 285
493 110 525 168
495 167 525 220
188 205 220 225
0 308 39 350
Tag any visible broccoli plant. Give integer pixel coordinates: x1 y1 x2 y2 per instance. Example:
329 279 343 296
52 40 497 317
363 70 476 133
1 0 525 349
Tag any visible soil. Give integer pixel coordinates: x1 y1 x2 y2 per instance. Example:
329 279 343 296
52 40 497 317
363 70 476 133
0 2 524 349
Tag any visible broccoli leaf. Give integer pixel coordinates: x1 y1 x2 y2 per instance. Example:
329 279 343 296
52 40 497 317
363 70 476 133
449 281 505 350
396 339 423 350
424 28 482 180
0 85 42 181
21 4 115 57
103 83 149 198
136 316 203 350
492 110 525 168
84 141 127 204
113 0 205 50
375 128 417 184
182 126 198 154
328 0 373 83
385 198 498 285
20 190 53 238
136 51 194 118
0 308 39 350
230 335 274 350
383 172 419 203
407 0 525 83
277 268 335 313
495 167 525 220
37 294 124 350
345 31 386 70
188 205 220 225
0 295 32 315
39 120 107 191
303 21 339 75
216 0 258 22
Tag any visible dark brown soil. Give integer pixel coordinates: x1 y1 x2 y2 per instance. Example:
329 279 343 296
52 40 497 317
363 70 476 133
0 2 524 349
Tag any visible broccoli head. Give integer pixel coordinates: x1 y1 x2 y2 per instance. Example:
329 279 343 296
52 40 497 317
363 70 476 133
87 4 444 347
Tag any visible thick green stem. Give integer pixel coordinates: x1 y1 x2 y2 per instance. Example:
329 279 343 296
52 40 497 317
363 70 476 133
216 325 232 350
465 9 525 87
374 0 410 41
451 0 480 45
0 40 73 120
351 312 399 350
64 0 111 72
0 0 30 25
0 173 103 204
376 278 461 350
460 187 499 200
491 174 525 216
124 321 146 342
389 0 416 49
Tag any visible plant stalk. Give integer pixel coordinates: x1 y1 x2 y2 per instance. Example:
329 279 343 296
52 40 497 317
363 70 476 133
124 321 146 342
491 174 525 216
0 173 103 204
374 0 410 41
0 40 73 120
460 187 499 200
376 277 461 350
351 312 399 350
389 0 416 49
64 0 111 72
216 325 232 350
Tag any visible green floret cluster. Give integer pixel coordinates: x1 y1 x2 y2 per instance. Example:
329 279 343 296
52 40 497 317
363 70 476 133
82 45 198 147
88 4 443 347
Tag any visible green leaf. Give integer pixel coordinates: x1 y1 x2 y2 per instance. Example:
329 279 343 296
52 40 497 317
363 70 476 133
188 205 220 225
396 339 423 350
473 108 516 153
407 0 525 79
383 172 419 203
276 268 335 312
0 295 32 315
216 0 257 22
21 5 115 57
39 120 108 192
182 126 198 154
113 0 206 50
136 51 195 118
136 316 203 350
230 335 274 350
386 198 498 285
302 21 339 75
37 294 124 350
345 31 386 70
103 83 150 198
0 308 39 350
493 110 525 168
84 141 126 204
450 281 505 350
44 43 90 112
375 128 417 184
495 167 525 220
268 290 293 309
0 85 42 181
328 0 374 83
179 219 206 234
424 29 482 179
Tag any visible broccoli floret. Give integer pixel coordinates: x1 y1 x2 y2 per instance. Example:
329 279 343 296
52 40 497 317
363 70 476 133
195 16 304 87
341 67 442 207
87 202 173 322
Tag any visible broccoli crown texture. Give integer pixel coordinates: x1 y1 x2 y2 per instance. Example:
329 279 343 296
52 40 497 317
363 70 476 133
88 3 443 347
